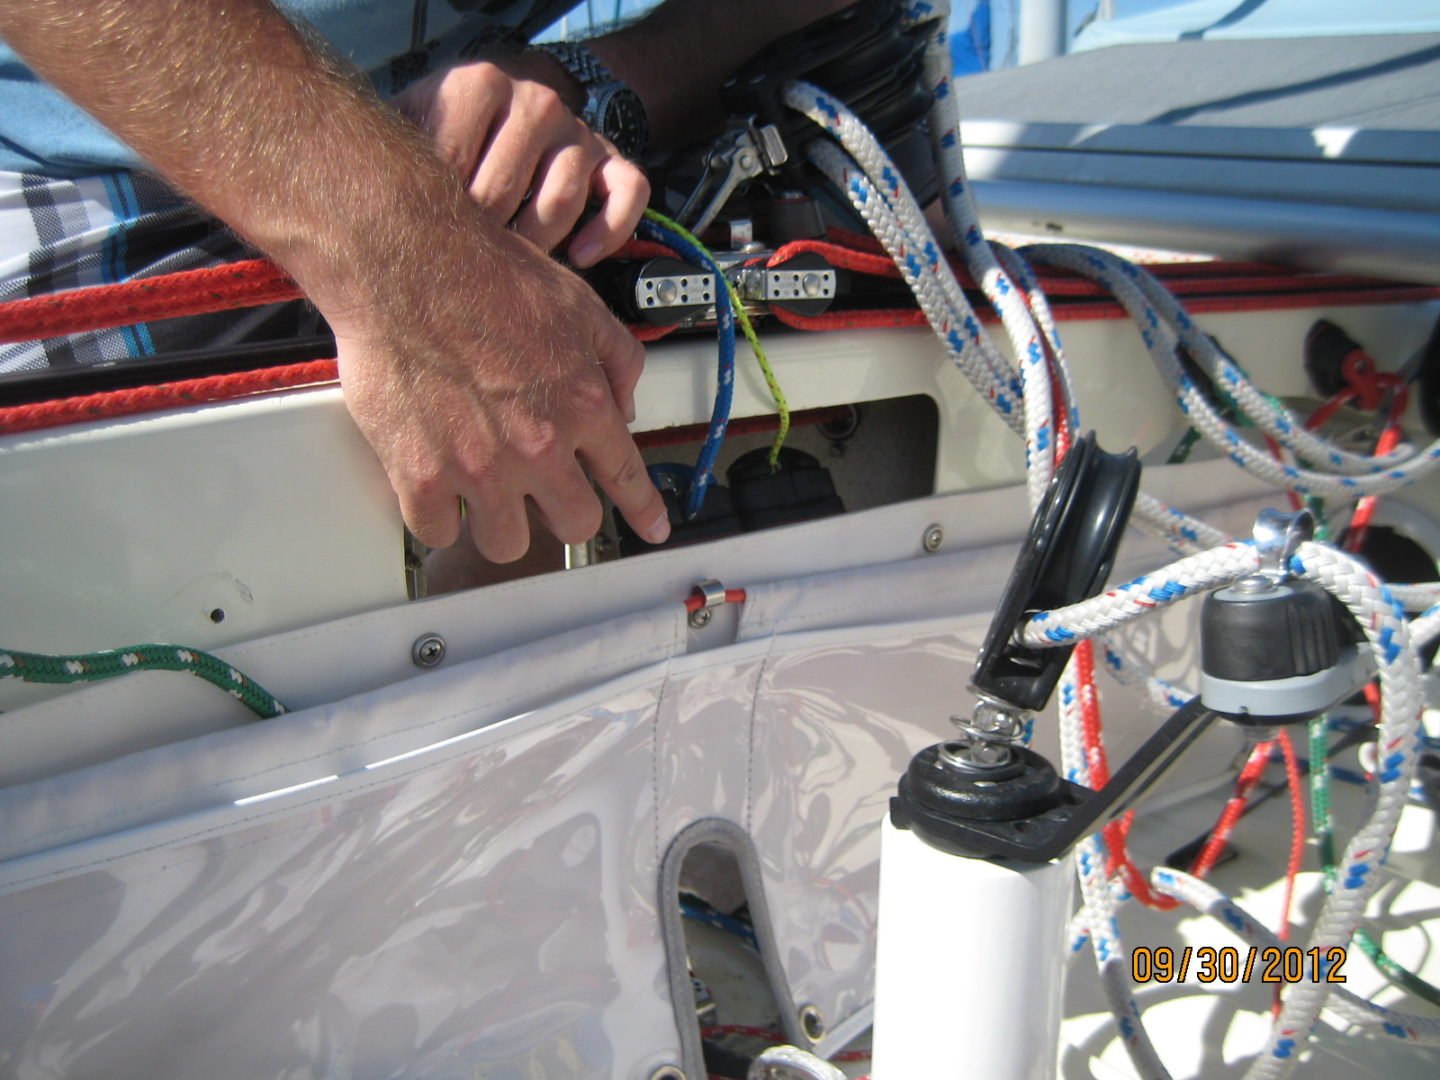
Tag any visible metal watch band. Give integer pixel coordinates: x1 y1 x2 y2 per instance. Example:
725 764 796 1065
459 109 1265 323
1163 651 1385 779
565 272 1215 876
534 40 648 159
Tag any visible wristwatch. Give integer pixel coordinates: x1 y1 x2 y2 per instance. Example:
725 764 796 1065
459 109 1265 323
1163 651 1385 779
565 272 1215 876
534 40 649 160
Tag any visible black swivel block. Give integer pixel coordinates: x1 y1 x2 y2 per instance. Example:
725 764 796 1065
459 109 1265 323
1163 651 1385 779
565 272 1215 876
971 433 1142 713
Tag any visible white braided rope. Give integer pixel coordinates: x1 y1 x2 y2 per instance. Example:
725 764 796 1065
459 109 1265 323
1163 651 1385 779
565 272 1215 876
993 240 1080 430
1026 245 1440 498
781 80 1016 396
1020 541 1262 648
1099 636 1195 716
1132 492 1233 555
802 138 1025 440
1023 539 1424 1077
789 14 1433 1079
1409 603 1440 648
907 7 1059 505
1079 832 1174 1080
785 81 1064 509
1393 583 1440 611
1128 268 1417 474
1236 547 1426 1074
1032 242 1415 476
1151 867 1440 1045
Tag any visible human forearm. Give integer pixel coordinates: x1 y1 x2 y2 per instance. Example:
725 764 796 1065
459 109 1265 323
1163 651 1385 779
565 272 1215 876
0 0 670 558
0 0 472 313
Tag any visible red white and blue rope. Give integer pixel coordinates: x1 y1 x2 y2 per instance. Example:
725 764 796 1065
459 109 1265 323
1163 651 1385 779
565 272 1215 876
785 5 1436 1076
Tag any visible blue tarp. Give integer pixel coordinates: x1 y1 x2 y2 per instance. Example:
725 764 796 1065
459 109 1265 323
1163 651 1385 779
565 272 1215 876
951 1 992 75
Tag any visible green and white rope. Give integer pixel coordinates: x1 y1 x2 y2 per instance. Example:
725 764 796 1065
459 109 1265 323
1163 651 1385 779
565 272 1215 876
1 645 286 718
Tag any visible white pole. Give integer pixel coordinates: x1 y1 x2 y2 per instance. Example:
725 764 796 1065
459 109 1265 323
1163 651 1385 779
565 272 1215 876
871 820 1072 1078
1017 0 1069 65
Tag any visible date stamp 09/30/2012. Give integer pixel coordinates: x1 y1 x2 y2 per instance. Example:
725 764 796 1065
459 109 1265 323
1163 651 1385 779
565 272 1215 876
1132 945 1348 985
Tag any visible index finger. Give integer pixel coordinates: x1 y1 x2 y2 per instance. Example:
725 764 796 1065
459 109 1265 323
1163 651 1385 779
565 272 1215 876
580 423 670 547
567 152 650 268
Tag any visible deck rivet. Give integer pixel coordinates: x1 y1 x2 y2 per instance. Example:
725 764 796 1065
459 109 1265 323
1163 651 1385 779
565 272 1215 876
923 524 944 553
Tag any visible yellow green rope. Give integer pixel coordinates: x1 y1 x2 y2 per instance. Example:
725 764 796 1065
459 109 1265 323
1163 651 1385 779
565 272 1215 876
641 208 790 464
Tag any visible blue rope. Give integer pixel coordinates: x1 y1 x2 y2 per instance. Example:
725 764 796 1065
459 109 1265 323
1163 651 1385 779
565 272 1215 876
636 216 735 518
680 896 760 950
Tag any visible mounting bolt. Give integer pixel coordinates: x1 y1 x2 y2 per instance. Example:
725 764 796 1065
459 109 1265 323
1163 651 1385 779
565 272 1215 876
688 607 714 630
922 524 944 553
411 633 447 669
799 1003 826 1042
648 1067 687 1080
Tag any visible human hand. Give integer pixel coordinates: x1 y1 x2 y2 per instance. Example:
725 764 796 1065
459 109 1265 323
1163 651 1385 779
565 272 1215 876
396 52 649 268
324 201 669 562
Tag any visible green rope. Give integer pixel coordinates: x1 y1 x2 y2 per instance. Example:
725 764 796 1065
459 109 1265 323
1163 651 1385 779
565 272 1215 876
1310 717 1338 882
1 645 286 719
1304 495 1332 543
641 208 791 464
1165 426 1203 465
1310 716 1440 1007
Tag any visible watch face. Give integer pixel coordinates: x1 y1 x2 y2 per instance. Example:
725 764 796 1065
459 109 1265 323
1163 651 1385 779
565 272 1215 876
594 85 648 159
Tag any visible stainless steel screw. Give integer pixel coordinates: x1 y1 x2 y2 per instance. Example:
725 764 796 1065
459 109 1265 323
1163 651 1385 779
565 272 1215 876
923 524 944 553
411 633 447 668
688 607 714 630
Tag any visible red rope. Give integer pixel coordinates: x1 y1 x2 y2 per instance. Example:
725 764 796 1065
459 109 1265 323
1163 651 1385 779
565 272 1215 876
768 306 926 332
631 323 678 342
0 359 338 435
1344 400 1408 553
684 588 747 613
613 238 683 260
768 238 903 279
2 234 1434 444
0 259 301 345
1190 739 1274 879
1275 729 1306 944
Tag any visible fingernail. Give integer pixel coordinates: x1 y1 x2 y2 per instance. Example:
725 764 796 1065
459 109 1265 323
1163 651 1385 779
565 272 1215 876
572 241 603 267
644 508 671 545
623 398 637 424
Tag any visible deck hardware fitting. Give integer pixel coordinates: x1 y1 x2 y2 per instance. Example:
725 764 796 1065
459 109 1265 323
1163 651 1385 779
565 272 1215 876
689 579 727 629
411 633 447 669
922 524 944 552
799 1003 826 1042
